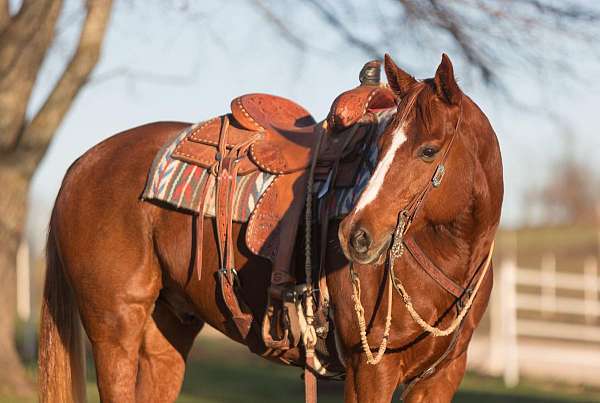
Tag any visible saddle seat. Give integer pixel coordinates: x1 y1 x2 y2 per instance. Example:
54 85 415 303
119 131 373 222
173 94 317 175
231 93 317 142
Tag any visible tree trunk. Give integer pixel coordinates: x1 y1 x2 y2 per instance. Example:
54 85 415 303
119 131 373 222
0 163 33 396
0 0 112 395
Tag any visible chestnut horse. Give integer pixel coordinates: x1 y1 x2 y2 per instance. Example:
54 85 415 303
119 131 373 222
39 54 502 403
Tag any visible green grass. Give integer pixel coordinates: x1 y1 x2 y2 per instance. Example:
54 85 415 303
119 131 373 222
176 338 600 402
6 337 597 403
176 338 600 403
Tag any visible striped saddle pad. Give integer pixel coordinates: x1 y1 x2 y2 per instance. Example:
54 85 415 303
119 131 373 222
142 123 379 222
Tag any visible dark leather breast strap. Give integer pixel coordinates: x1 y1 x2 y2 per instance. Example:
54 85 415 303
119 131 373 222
403 237 465 299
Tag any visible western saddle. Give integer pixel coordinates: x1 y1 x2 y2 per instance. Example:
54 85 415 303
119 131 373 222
171 60 395 355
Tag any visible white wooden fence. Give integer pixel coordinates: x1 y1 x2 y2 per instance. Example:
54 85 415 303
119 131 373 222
487 255 600 387
16 238 36 359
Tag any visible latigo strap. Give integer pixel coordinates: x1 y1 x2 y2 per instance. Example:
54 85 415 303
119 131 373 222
214 116 254 339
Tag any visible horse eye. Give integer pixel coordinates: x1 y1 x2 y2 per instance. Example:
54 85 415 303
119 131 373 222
420 146 438 160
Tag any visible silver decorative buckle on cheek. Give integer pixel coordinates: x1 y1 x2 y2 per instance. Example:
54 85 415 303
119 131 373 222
432 164 445 188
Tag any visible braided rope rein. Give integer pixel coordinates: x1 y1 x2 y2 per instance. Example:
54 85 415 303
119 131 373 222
350 212 495 363
350 262 393 365
391 240 495 337
349 208 409 365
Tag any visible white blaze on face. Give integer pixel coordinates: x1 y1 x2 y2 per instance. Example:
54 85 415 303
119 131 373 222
354 121 407 213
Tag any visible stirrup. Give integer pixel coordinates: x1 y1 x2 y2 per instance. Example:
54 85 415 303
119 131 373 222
262 285 302 350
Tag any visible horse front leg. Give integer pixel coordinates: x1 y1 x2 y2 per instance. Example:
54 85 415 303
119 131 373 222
344 353 402 403
402 350 467 403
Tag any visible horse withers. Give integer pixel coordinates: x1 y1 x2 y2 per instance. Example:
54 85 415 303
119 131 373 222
38 54 502 403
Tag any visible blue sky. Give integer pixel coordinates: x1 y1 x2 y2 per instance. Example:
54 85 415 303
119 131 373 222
25 0 600 251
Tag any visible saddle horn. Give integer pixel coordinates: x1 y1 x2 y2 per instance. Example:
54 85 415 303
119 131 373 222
359 60 382 86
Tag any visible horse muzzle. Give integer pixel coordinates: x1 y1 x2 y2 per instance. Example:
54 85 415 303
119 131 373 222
338 222 391 265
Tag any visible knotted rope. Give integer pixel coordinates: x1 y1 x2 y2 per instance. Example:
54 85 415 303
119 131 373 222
390 241 495 337
350 209 495 363
350 262 393 365
350 208 408 365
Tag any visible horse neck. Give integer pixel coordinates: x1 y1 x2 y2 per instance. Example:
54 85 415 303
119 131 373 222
413 190 495 286
413 100 501 283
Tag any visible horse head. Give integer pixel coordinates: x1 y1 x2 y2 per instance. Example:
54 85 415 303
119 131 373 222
339 53 503 265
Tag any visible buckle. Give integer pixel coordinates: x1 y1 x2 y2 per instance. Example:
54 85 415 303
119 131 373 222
268 284 298 302
218 267 239 284
282 288 297 302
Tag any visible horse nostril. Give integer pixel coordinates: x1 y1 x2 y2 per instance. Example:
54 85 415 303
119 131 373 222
350 228 372 254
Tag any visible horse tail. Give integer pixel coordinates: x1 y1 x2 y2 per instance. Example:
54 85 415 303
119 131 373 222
39 219 86 403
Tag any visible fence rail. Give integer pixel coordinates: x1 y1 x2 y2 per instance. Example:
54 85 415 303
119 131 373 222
488 254 599 387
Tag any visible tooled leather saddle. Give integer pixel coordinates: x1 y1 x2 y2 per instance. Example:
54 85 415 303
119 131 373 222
170 60 396 352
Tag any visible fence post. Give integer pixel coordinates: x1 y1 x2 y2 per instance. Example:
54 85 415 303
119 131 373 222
488 261 504 376
584 257 599 323
16 239 31 321
541 253 556 316
501 258 519 387
16 238 36 360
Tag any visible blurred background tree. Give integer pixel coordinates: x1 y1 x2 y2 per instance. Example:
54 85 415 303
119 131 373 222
0 0 112 395
524 128 600 226
0 0 599 397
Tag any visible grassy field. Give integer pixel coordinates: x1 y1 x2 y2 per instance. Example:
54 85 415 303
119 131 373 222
4 336 600 403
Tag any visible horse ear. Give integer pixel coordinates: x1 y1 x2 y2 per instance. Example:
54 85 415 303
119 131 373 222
434 53 462 105
384 54 417 97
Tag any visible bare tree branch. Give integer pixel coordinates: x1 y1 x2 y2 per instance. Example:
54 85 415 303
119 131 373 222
0 0 9 31
0 1 57 73
90 65 198 87
260 0 600 91
18 0 113 167
0 0 62 151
